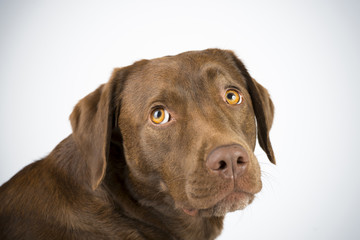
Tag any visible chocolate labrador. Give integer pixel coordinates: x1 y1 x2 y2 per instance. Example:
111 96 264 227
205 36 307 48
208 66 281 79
0 49 275 240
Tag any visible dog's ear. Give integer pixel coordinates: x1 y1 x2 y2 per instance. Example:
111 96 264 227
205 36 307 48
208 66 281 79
226 51 276 164
69 68 125 190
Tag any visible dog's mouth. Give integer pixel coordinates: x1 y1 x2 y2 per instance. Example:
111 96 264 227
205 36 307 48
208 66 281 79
182 191 255 217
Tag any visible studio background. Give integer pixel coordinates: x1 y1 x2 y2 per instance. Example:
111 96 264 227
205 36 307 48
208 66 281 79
1 0 359 239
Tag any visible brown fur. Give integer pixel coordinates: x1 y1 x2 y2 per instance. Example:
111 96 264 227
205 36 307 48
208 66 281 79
0 49 275 240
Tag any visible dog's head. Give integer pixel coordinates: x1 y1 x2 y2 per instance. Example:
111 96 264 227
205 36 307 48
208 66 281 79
70 49 275 217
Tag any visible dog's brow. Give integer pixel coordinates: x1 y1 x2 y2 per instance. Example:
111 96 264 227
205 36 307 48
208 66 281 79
202 66 225 81
148 88 184 107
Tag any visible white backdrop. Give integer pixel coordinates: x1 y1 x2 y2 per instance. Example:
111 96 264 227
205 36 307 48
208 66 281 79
1 0 359 239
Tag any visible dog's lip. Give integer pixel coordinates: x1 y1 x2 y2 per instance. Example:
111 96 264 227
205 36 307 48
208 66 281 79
182 190 254 217
182 208 199 216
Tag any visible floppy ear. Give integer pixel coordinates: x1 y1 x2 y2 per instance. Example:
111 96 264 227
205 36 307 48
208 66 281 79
69 68 124 190
226 51 276 164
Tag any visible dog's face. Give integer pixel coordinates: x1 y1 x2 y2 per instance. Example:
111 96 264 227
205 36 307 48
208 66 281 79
70 49 275 218
116 50 274 217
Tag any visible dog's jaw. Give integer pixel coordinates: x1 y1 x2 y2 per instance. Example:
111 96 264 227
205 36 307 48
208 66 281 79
181 187 256 217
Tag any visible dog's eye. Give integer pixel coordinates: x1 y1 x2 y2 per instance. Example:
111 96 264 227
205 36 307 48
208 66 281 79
150 107 170 125
225 89 243 105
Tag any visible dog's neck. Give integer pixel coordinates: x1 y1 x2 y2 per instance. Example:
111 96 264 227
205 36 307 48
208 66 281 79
103 158 223 240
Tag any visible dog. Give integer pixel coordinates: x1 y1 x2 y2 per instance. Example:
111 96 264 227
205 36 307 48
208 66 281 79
0 49 275 240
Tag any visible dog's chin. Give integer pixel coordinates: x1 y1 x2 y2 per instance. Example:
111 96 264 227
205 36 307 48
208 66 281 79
200 192 254 217
183 192 255 217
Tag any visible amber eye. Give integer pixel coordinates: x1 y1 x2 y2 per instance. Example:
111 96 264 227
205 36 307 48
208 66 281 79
225 89 243 105
150 107 170 125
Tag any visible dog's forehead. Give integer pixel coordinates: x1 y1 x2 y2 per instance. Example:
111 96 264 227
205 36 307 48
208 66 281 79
128 52 245 90
121 51 247 115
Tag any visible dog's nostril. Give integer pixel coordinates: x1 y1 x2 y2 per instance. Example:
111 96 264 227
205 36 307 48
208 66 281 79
237 157 244 165
218 160 227 170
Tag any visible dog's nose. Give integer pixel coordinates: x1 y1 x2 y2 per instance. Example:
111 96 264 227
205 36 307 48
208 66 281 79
206 145 249 179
